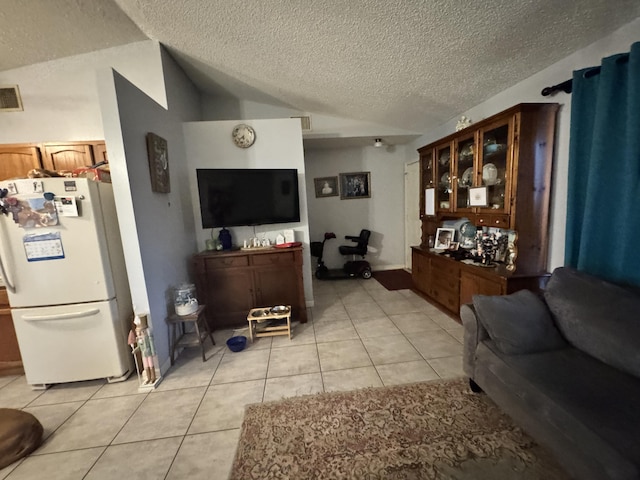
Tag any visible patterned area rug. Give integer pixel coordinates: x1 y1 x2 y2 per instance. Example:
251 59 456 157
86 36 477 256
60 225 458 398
230 379 570 480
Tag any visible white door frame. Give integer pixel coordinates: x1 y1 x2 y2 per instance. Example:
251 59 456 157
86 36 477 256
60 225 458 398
404 161 421 270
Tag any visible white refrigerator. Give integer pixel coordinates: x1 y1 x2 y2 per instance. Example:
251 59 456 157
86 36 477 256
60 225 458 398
0 178 133 388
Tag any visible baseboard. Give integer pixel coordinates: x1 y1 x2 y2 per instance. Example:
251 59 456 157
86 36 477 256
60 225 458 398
371 264 408 272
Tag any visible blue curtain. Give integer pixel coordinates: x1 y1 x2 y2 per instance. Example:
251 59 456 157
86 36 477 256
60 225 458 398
565 42 640 286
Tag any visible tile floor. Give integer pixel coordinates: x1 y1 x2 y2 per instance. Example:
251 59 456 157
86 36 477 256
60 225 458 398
0 277 464 480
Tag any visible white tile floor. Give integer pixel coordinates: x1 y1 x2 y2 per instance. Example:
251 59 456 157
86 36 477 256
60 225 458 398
0 277 464 480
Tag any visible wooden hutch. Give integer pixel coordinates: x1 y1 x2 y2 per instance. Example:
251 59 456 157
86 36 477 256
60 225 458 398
412 103 559 316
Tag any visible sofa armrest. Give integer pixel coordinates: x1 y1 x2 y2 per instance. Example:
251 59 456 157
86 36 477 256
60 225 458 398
460 303 489 379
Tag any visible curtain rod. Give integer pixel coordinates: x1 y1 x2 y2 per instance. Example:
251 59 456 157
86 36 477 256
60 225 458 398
541 63 609 96
541 79 573 96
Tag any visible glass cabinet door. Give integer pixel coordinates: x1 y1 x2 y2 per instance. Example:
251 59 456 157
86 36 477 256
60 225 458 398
420 148 435 217
435 144 452 212
479 120 511 213
454 135 475 211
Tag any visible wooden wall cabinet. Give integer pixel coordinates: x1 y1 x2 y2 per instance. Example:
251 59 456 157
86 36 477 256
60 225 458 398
413 103 558 315
193 247 307 330
0 145 43 181
0 141 107 181
42 141 106 171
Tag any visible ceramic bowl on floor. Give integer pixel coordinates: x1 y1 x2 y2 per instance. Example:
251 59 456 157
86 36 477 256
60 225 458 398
226 336 247 352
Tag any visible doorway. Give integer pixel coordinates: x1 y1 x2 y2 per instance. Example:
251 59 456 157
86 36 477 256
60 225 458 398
404 161 421 270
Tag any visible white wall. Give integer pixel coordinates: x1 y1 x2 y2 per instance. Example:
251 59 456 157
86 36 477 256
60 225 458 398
406 18 640 272
183 118 314 303
305 145 407 271
0 41 166 143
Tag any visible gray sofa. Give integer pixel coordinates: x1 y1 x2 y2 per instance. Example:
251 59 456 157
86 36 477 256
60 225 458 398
461 266 640 480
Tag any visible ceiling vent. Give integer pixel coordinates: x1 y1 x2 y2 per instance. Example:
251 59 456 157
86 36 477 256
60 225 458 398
0 85 23 112
291 115 312 131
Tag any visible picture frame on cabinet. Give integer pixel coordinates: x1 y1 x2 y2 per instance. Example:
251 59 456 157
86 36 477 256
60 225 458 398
340 172 371 199
314 176 339 198
469 186 488 207
434 228 455 250
146 132 170 193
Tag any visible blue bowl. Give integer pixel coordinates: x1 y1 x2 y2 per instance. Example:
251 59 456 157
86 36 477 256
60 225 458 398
226 336 247 352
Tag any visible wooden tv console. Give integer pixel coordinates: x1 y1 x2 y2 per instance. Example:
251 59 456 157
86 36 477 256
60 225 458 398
192 247 307 330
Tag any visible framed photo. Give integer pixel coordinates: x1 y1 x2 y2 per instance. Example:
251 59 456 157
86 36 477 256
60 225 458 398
448 242 459 251
340 172 371 199
146 133 170 193
434 228 455 249
314 176 339 198
469 186 488 207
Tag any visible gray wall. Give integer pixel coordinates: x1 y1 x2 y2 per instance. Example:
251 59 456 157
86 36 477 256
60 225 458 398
98 60 201 374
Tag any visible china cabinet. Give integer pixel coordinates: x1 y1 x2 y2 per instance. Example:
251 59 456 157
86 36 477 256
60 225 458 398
414 103 558 315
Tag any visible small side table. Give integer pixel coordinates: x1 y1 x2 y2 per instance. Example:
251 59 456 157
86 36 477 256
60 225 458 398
167 305 215 365
247 306 292 342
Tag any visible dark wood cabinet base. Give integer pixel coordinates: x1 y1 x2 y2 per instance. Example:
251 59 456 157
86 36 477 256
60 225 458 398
193 247 307 330
412 247 549 316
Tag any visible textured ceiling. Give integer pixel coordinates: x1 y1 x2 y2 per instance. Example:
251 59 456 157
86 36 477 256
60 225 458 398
2 0 640 133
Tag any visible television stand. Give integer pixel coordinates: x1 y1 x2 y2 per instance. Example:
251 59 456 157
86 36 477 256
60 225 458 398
192 246 307 330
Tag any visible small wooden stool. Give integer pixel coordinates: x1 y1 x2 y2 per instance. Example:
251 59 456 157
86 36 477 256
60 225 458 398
167 305 214 365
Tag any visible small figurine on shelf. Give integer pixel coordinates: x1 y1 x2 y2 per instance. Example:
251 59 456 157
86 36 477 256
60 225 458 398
475 229 498 265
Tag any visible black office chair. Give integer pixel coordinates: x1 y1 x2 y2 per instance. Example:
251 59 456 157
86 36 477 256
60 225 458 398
339 229 371 258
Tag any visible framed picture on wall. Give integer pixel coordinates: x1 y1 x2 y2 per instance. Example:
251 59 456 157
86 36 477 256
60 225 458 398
314 176 339 198
146 132 170 193
340 172 371 199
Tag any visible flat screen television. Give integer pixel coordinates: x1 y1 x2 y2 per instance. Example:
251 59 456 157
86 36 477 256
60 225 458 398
196 168 300 228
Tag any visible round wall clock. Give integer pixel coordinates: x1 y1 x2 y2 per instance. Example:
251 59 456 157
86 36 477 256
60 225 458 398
232 124 256 148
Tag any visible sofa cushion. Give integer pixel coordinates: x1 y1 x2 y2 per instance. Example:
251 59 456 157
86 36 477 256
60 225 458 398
544 267 640 380
472 289 567 355
474 343 640 480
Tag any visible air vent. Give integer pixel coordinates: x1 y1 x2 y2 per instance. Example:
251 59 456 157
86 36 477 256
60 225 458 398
291 115 312 131
0 85 23 112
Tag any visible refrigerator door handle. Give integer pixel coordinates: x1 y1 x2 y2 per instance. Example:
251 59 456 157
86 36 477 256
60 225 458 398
22 308 101 322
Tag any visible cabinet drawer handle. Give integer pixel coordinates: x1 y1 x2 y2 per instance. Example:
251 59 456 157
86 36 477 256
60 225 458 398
479 218 485 223
495 219 501 224
22 308 100 321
